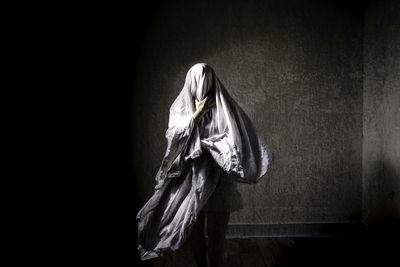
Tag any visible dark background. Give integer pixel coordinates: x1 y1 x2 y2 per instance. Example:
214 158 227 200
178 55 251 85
49 0 399 266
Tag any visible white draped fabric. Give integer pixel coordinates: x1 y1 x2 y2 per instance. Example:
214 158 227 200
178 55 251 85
136 63 271 261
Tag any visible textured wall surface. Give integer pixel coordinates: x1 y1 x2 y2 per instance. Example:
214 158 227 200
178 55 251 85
133 0 364 224
363 0 400 224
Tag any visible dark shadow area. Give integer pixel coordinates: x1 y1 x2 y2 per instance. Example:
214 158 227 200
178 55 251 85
149 210 231 267
146 226 400 267
364 160 400 224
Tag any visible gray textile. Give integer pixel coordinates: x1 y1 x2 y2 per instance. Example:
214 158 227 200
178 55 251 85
136 63 271 261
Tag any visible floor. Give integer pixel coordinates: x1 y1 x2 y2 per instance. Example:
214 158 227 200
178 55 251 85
139 234 399 267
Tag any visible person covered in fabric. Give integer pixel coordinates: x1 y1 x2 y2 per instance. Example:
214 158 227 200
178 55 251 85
136 63 271 264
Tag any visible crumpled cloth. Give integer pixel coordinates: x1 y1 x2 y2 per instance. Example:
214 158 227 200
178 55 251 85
136 63 271 261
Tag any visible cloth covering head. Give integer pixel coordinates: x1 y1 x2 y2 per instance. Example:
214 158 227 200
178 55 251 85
187 63 216 101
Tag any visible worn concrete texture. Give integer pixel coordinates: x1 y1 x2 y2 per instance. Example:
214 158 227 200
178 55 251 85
132 0 364 224
148 235 399 267
362 0 400 224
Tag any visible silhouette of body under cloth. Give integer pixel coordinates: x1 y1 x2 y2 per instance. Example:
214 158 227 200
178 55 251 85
136 63 271 265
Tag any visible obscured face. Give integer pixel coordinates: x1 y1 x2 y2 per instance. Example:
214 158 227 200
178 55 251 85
188 63 215 102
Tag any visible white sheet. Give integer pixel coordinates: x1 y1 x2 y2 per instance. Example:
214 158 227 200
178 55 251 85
136 63 271 260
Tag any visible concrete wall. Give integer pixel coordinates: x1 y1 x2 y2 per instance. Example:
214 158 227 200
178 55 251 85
133 0 364 224
363 0 400 225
